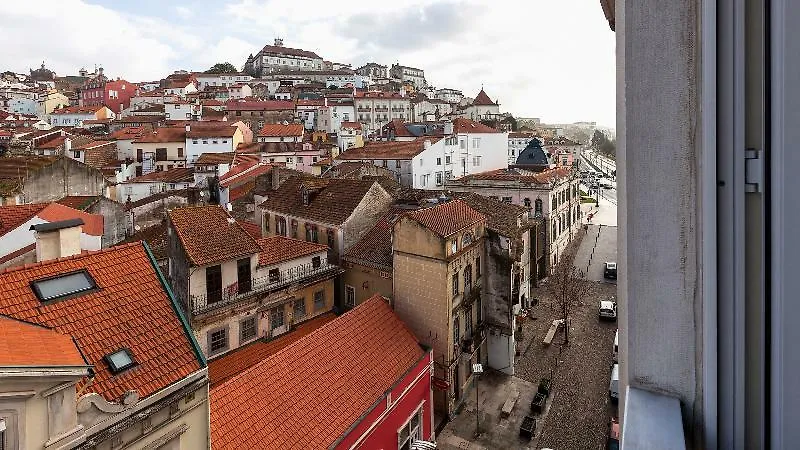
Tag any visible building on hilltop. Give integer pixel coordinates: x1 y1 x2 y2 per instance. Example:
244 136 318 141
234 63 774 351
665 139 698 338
245 39 324 77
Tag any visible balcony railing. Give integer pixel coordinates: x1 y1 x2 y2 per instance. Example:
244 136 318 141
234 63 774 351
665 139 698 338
374 107 389 112
189 262 339 316
461 324 486 354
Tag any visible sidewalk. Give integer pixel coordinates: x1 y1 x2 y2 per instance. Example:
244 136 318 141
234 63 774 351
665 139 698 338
581 196 617 226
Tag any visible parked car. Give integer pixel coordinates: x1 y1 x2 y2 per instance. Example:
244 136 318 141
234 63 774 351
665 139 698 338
604 262 617 279
599 300 617 321
609 363 620 401
613 330 619 363
607 417 620 450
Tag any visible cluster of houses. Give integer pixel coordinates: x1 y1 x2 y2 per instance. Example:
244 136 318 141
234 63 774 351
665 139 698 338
0 39 586 449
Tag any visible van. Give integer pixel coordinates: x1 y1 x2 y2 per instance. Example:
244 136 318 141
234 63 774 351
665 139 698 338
609 363 620 401
613 330 619 363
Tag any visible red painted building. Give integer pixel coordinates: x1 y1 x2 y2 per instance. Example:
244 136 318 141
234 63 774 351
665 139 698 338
210 295 435 450
80 70 137 113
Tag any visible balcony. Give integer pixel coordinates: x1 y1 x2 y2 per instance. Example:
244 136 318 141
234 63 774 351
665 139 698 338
357 107 371 112
461 324 486 355
374 107 389 112
189 262 339 316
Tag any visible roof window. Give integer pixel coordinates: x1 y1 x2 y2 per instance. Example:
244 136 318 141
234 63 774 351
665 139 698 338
30 270 97 303
104 348 136 374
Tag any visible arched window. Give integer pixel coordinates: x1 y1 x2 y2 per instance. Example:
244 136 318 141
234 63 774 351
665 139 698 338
464 265 472 293
524 198 531 208
535 198 543 216
462 232 474 247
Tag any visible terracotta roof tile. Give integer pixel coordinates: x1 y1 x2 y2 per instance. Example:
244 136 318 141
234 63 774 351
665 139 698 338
337 137 442 161
256 236 328 267
405 199 484 237
453 192 530 238
37 203 104 236
207 313 335 386
133 126 186 143
127 167 194 183
187 124 237 138
344 207 409 270
260 177 380 226
452 117 500 134
452 167 571 185
219 162 274 188
256 44 321 60
257 123 304 137
209 296 424 450
0 316 86 367
169 205 262 266
238 220 262 239
471 88 498 106
51 105 106 115
225 100 294 112
56 195 101 211
118 222 168 260
0 203 48 236
196 152 235 166
0 243 202 401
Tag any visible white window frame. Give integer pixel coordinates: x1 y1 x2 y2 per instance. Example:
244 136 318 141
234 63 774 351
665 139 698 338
396 405 424 450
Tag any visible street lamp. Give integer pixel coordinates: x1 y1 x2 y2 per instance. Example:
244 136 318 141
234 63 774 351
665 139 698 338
473 363 483 438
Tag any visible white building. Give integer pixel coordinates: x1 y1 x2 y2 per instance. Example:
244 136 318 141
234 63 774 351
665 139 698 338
315 102 356 134
411 96 454 122
508 132 541 165
164 100 202 121
435 88 464 104
195 73 253 90
48 105 115 127
248 39 324 74
354 91 411 135
185 123 243 164
118 167 195 202
460 88 501 121
390 64 426 87
228 84 253 99
163 81 197 98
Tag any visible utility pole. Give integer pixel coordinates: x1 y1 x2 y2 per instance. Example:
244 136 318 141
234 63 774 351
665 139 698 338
473 363 483 438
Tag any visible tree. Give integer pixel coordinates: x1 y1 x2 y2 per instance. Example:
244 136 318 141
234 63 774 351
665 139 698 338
546 252 591 344
205 62 238 74
590 129 616 159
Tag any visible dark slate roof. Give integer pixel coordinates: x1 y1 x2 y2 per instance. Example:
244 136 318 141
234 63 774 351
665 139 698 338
515 138 549 166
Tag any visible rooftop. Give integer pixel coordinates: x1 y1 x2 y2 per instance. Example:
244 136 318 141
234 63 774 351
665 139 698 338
168 205 262 266
337 137 442 161
126 167 195 183
449 167 571 185
0 242 203 401
471 88 498 106
225 100 295 111
132 126 186 143
257 123 304 137
187 124 237 139
209 296 425 450
0 316 86 367
344 207 410 270
451 117 500 134
256 235 329 267
196 152 236 166
51 105 106 115
256 43 321 60
454 192 531 238
207 313 336 386
405 199 485 237
260 177 382 226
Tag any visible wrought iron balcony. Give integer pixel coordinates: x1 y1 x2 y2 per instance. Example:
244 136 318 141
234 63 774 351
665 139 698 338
189 262 339 316
461 324 486 355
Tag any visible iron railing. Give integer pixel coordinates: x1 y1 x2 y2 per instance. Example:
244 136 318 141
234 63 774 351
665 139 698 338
189 262 338 316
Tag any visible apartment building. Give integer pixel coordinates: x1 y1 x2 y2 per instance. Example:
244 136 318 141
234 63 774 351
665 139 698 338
354 91 411 135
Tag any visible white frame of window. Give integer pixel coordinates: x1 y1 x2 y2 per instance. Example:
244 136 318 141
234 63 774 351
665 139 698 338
207 325 229 356
239 315 258 343
396 404 424 450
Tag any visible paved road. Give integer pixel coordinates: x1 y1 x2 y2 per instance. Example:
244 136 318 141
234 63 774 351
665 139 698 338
573 224 618 283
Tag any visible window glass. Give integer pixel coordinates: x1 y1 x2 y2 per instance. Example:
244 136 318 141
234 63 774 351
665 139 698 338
240 316 257 342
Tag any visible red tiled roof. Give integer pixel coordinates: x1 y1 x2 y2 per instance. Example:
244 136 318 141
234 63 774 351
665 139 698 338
228 181 254 202
187 124 237 138
110 126 147 140
0 316 86 367
238 220 262 239
219 162 274 188
126 167 194 183
337 137 441 160
225 100 295 112
452 167 571 184
37 203 104 236
0 203 48 236
256 43 321 60
256 236 328 267
260 177 380 226
257 123 304 137
56 195 100 211
132 126 186 143
344 207 408 270
36 135 67 149
340 121 362 129
207 312 335 386
209 296 424 450
452 117 500 134
471 88 497 106
0 243 203 401
196 152 235 165
405 199 485 237
168 205 262 266
51 105 106 115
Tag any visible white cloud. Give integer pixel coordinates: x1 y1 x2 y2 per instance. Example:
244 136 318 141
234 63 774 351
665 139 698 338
0 0 616 126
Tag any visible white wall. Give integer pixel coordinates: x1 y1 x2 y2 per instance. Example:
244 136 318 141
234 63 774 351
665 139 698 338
0 217 101 259
119 181 191 202
186 137 235 164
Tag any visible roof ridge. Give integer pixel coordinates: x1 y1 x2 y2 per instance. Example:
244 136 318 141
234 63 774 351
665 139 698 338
0 241 144 275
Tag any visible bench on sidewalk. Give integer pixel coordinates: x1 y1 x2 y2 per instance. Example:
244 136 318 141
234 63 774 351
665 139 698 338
543 319 565 346
500 386 519 419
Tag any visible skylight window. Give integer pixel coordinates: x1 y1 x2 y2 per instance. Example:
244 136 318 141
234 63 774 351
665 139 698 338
30 270 97 302
104 348 136 374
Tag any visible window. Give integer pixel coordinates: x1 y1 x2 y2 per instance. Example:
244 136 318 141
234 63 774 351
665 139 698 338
524 198 532 207
435 172 443 186
453 315 460 342
451 240 458 254
345 285 355 308
208 327 228 355
268 268 280 283
202 140 208 144
472 156 481 166
465 307 473 338
312 256 321 269
206 265 222 304
276 216 287 236
73 150 80 159
502 197 513 203
239 316 257 342
472 138 481 148
419 158 423 167
535 199 543 216
192 140 198 144
464 265 473 294
237 258 252 293
462 232 474 247
293 298 306 320
476 256 481 278
452 273 459 297
306 224 318 242
396 160 401 169
460 139 466 149
270 306 284 330
397 408 423 450
314 290 326 311
436 157 442 165
31 270 97 302
104 348 136 374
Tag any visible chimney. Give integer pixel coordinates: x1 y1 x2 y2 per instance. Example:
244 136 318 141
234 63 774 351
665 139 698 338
444 120 453 135
64 137 72 153
30 219 84 262
424 139 431 150
185 123 191 133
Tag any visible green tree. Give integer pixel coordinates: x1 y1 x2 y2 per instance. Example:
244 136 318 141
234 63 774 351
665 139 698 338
205 62 238 74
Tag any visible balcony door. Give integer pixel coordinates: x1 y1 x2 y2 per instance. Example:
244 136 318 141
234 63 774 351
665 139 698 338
206 265 222 304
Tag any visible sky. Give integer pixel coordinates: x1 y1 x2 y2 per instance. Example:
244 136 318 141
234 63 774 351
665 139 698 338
0 0 616 127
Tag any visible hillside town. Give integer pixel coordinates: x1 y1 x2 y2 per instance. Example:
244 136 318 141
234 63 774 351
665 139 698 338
0 37 621 450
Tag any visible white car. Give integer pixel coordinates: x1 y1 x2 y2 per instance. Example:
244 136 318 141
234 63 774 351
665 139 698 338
599 300 617 321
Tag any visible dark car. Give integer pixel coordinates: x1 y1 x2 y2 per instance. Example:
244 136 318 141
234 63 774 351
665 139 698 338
604 262 617 279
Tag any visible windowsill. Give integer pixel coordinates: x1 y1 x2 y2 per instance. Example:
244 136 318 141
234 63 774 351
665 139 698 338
622 386 685 450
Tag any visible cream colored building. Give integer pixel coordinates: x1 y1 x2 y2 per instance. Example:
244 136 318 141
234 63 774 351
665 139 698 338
392 199 487 418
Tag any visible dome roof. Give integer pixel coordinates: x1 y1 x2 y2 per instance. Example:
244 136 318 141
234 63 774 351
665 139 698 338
515 138 549 166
